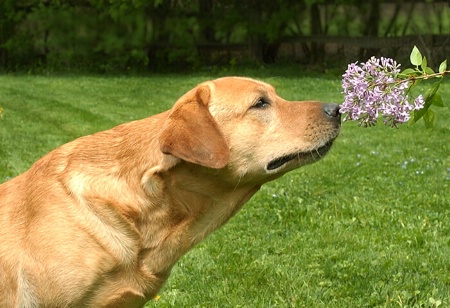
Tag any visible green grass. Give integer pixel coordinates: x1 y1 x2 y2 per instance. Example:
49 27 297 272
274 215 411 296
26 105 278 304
0 69 449 307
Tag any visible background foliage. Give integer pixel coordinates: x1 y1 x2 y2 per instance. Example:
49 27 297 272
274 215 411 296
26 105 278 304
1 0 449 72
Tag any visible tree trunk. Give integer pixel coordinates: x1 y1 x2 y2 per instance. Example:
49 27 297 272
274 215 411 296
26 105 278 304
359 0 380 60
247 0 263 63
384 0 402 37
310 3 324 64
198 0 215 64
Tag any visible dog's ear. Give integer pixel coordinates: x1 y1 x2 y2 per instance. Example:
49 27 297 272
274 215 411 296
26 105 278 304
159 84 230 169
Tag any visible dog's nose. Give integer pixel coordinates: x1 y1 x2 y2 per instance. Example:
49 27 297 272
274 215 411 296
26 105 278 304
323 103 341 121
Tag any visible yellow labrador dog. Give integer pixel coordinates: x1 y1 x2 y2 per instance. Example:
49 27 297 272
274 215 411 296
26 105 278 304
0 77 340 307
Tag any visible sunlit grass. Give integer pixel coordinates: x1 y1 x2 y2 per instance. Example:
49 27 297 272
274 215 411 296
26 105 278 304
0 69 448 307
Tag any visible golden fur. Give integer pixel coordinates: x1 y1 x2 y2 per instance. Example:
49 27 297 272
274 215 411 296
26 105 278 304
0 77 340 307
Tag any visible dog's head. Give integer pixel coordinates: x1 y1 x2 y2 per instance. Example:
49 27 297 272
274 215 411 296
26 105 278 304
159 77 340 183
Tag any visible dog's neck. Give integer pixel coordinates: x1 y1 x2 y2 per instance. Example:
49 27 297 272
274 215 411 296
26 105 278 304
137 160 261 275
169 163 260 241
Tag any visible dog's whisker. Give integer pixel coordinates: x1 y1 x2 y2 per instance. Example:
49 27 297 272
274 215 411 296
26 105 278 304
233 169 246 192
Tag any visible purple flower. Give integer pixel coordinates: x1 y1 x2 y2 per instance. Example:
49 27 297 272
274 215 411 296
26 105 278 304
413 95 425 110
340 56 424 127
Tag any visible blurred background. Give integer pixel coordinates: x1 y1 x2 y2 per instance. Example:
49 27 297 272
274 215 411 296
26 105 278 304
0 0 449 73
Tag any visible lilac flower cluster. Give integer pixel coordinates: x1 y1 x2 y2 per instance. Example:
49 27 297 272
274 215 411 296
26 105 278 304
340 56 425 127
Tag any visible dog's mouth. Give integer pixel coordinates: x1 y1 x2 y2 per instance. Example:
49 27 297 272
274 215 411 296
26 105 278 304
266 141 334 171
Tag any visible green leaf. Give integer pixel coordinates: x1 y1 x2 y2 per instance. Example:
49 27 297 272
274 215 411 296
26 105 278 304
425 67 435 75
411 108 426 125
408 79 423 93
400 68 417 76
421 56 427 72
423 109 436 129
410 80 443 125
439 59 447 74
410 46 423 66
429 92 444 107
424 80 442 100
411 97 433 125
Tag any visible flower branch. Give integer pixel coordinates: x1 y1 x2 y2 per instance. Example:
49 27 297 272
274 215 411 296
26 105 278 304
340 46 448 128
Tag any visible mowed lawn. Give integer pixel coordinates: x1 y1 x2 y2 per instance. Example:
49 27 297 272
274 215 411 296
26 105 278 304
0 71 449 307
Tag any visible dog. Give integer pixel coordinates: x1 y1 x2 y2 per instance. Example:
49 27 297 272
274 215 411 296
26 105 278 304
0 77 340 307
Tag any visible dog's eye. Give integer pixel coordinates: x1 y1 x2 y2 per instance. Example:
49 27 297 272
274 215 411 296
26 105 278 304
252 99 270 109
